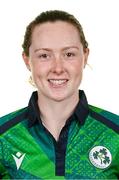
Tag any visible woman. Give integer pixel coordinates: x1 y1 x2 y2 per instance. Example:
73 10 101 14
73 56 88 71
0 10 119 179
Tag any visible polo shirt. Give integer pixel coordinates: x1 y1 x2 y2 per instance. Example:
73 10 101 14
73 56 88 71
0 90 119 179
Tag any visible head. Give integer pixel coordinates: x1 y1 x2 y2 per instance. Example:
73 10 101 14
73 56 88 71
22 10 89 102
22 10 88 56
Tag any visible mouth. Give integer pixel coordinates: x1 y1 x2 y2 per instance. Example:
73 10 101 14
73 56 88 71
48 79 69 87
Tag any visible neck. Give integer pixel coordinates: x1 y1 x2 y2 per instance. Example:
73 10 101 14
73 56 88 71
37 91 79 141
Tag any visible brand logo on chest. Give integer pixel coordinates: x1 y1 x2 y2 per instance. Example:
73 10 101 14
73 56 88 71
12 152 26 170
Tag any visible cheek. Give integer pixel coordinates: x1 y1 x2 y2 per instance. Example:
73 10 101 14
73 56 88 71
31 63 50 79
70 61 84 76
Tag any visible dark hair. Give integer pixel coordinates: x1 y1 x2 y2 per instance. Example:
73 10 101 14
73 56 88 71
22 10 88 56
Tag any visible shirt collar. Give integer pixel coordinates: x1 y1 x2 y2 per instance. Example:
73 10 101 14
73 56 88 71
27 90 89 128
74 90 89 125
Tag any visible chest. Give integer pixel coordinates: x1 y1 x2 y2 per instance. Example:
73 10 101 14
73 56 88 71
1 120 119 179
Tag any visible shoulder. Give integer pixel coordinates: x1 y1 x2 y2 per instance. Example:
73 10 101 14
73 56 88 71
89 105 119 133
0 107 28 135
89 105 119 123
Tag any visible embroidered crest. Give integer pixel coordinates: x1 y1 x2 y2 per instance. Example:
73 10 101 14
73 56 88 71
89 146 112 169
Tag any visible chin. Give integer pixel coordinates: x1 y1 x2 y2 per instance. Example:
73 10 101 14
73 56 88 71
50 90 77 102
50 95 67 102
48 92 69 102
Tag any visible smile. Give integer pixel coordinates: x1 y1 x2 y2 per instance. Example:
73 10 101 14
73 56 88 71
48 79 68 86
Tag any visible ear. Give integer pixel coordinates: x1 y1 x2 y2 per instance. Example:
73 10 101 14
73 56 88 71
84 48 89 68
22 52 31 71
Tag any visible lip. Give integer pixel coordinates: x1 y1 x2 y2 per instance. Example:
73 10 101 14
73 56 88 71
48 79 69 88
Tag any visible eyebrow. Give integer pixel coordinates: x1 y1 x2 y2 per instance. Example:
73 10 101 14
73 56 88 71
34 48 51 53
62 46 79 51
34 46 79 53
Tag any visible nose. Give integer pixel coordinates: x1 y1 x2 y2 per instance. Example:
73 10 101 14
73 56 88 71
51 55 64 74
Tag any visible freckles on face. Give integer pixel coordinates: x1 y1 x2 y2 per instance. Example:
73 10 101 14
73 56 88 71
28 21 88 100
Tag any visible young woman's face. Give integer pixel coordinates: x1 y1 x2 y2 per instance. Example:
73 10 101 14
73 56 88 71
23 21 89 102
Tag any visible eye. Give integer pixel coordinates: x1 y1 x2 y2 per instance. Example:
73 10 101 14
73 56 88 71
64 52 76 59
39 53 49 58
66 52 75 57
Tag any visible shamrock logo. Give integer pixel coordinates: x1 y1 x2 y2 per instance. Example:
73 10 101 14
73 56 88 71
89 146 112 169
93 148 110 165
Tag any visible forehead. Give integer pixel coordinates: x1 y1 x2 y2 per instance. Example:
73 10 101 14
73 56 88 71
31 21 81 48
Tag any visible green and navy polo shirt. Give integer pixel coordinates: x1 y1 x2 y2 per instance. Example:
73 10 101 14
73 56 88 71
0 90 119 179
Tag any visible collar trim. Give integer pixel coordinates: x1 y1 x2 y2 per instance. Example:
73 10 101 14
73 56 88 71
27 90 89 128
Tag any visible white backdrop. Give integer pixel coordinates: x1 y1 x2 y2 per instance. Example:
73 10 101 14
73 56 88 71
0 0 119 116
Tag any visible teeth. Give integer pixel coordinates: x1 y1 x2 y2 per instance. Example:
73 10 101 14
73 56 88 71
49 79 67 85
